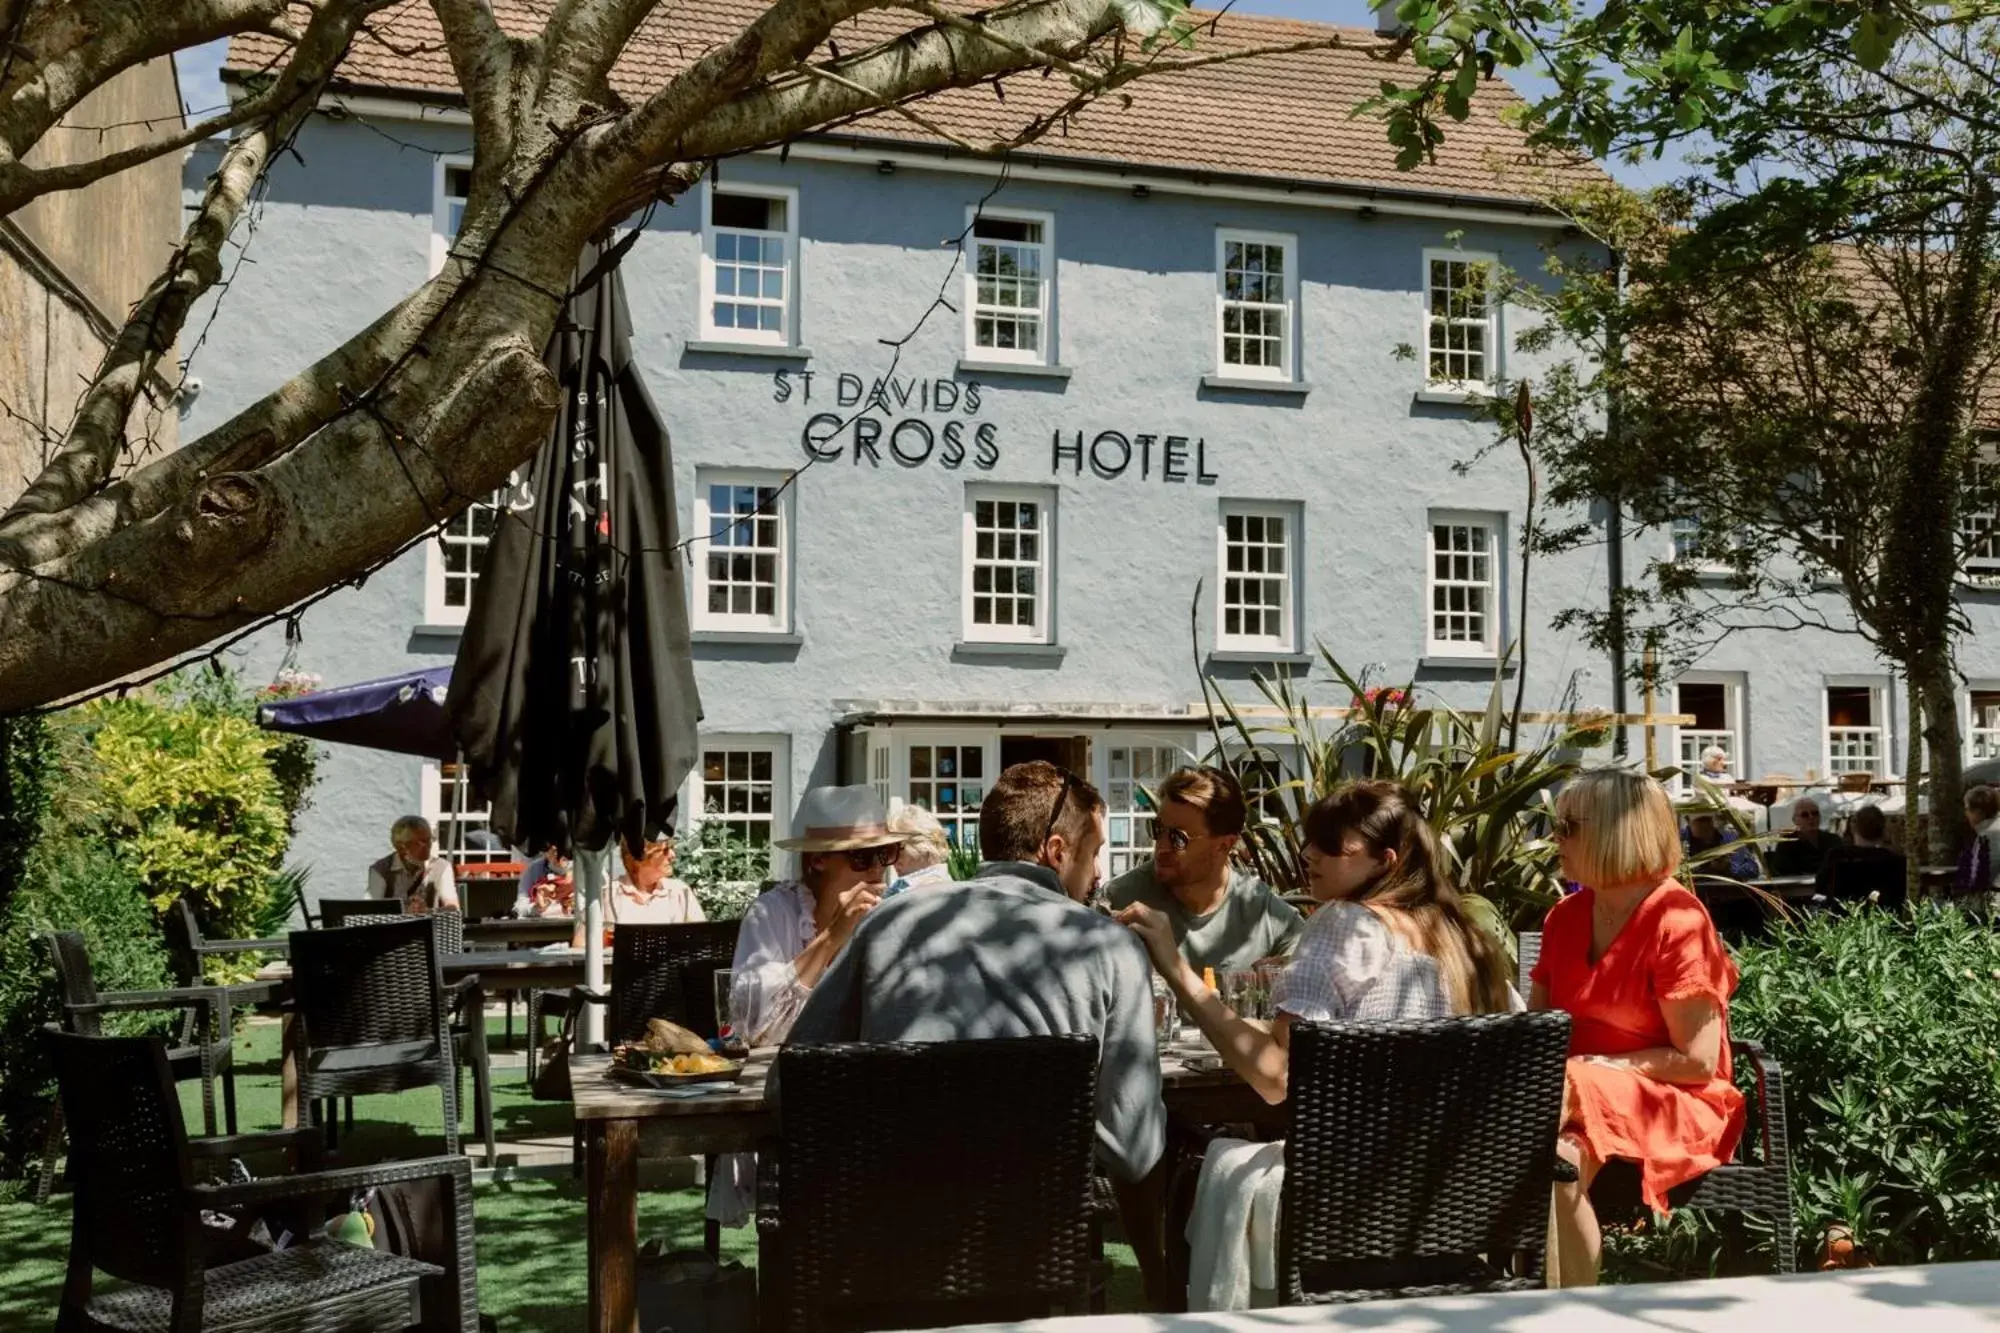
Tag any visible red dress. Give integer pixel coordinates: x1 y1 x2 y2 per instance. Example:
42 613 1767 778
1530 880 1746 1213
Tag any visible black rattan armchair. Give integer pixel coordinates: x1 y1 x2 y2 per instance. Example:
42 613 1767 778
164 896 288 1003
758 1036 1100 1333
49 1027 477 1333
39 931 238 1206
288 918 493 1165
1280 1013 1574 1303
318 898 404 929
1513 931 1796 1272
560 920 742 1046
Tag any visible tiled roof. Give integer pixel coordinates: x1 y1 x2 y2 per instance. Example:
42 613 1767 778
228 0 1600 205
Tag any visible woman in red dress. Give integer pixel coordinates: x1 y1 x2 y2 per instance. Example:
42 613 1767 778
1531 769 1746 1286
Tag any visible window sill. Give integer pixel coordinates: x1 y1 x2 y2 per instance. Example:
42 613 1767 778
957 359 1073 380
1201 374 1310 396
1415 386 1497 407
683 341 814 360
412 622 465 639
693 630 804 646
1418 655 1518 676
951 641 1065 661
1209 649 1313 667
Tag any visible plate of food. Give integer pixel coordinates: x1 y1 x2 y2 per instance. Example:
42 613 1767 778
611 1018 745 1087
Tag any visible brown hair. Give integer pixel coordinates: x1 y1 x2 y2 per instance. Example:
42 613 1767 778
1555 769 1682 888
1849 804 1887 842
1158 766 1247 838
981 761 1106 863
1967 785 2000 823
1302 780 1512 1015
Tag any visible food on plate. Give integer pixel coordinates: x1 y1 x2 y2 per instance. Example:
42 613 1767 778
641 1017 709 1056
648 1051 737 1075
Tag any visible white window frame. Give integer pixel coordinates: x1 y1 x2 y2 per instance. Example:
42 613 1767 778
962 207 1054 366
1095 735 1202 880
1965 681 2000 764
1823 677 1892 779
430 155 472 278
1424 510 1503 659
1421 247 1500 400
1959 455 2000 584
1669 510 1743 576
1214 228 1298 383
692 469 793 635
420 760 497 865
685 733 792 879
1215 500 1300 653
962 484 1055 645
1667 672 1746 792
857 728 1001 852
422 469 533 626
699 180 799 346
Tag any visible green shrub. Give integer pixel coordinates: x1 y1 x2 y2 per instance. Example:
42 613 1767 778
0 833 173 1185
678 821 769 921
0 716 54 915
69 693 289 941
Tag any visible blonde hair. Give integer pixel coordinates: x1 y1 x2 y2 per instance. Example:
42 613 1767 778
1555 769 1681 889
889 802 951 869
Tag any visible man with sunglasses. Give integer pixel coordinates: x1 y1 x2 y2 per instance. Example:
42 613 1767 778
1105 766 1303 978
785 760 1164 1186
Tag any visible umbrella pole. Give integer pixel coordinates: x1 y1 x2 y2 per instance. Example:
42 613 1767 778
578 847 609 1049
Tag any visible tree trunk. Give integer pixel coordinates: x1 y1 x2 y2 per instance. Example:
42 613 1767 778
1920 653 1968 869
1903 668 1925 901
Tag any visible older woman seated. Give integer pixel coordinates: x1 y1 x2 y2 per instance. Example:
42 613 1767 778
1534 768 1746 1287
885 801 954 895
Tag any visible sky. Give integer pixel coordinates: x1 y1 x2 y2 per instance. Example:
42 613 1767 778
171 1 1694 188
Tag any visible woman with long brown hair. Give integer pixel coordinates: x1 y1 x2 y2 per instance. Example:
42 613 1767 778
1121 779 1512 1106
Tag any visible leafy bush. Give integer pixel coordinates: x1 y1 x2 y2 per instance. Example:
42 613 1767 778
68 693 290 941
0 833 173 1187
677 821 769 920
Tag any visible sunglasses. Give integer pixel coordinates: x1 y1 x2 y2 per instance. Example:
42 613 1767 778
1153 826 1216 853
1042 768 1078 850
842 845 901 871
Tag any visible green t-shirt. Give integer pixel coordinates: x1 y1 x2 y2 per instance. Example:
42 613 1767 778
1105 861 1304 975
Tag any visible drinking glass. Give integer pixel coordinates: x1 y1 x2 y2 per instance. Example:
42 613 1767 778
1150 974 1180 1052
1221 970 1269 1021
714 969 738 1048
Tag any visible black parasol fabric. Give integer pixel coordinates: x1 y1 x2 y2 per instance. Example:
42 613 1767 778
445 238 701 856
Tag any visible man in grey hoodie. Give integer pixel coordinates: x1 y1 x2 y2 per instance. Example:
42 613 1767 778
784 759 1165 1185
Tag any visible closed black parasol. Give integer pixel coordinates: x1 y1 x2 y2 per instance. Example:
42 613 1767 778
445 237 701 868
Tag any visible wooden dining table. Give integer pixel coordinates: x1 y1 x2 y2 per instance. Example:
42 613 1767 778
572 1039 1275 1333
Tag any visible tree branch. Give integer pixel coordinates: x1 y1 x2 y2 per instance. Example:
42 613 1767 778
430 0 519 161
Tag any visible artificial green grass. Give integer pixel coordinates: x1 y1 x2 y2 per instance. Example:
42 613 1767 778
1 1017 1144 1331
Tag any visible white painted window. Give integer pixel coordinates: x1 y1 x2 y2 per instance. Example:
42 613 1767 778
700 183 798 345
1959 460 2000 583
1216 501 1298 652
423 469 533 626
1824 681 1889 778
1215 229 1297 381
1101 742 1190 878
1423 249 1499 395
1670 509 1742 574
1425 511 1501 658
691 735 791 876
905 738 992 850
430 156 472 277
868 740 891 806
1671 675 1745 791
421 761 498 865
1968 687 2000 763
692 470 791 634
965 209 1052 364
963 485 1054 644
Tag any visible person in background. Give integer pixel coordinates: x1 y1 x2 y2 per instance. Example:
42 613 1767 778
1106 766 1304 977
1123 779 1512 1108
514 844 573 917
1766 799 1835 876
1956 785 2000 909
1698 747 1735 785
1682 811 1760 881
1533 769 1745 1288
365 815 459 913
884 801 954 895
605 833 704 926
1815 804 1907 911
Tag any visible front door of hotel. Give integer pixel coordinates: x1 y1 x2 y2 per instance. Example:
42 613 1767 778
999 734 1090 776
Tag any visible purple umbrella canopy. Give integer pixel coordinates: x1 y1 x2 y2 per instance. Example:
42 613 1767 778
256 665 458 761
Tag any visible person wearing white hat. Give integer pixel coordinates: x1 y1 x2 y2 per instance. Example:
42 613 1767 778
725 785 905 1049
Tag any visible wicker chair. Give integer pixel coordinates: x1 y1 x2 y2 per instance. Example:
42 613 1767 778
532 919 742 1084
758 1036 1101 1333
49 1027 478 1333
288 918 494 1165
1280 1013 1574 1303
1513 930 1798 1273
318 898 404 929
38 931 238 1206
